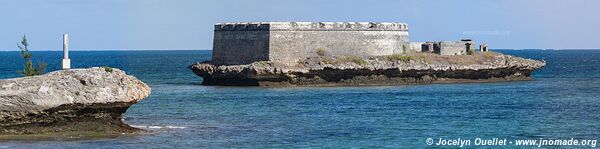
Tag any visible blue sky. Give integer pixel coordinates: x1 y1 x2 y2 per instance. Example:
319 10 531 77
0 0 598 50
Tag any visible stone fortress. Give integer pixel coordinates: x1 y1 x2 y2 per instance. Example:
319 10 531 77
190 21 543 86
212 22 409 65
211 22 488 66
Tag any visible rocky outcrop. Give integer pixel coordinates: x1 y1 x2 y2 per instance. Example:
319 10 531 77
0 67 150 136
189 52 545 86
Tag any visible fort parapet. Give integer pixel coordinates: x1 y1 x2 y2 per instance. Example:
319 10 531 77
212 22 409 65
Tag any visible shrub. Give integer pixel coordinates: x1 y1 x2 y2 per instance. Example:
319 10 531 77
101 66 113 73
482 52 496 59
417 54 428 63
257 61 269 65
385 54 412 62
316 48 326 56
350 56 368 65
342 55 368 65
322 57 334 64
16 35 46 76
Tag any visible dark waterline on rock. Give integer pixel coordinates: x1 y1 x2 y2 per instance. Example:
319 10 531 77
1 50 599 148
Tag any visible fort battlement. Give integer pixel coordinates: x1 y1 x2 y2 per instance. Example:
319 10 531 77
214 22 409 31
212 22 410 65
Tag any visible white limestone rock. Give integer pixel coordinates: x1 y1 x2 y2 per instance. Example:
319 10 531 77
0 67 151 135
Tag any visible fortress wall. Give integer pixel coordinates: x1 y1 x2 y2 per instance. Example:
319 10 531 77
212 30 270 65
269 30 409 64
410 42 425 52
211 22 409 65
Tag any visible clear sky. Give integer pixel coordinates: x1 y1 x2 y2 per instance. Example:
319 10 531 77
0 0 598 51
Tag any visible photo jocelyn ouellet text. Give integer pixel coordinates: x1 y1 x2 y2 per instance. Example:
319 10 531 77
426 137 597 148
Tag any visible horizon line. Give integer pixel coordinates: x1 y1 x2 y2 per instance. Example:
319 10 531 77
2 48 600 52
0 49 212 51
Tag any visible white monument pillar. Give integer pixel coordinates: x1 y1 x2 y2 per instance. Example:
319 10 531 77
62 34 71 70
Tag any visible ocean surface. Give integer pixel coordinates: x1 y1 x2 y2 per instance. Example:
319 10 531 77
0 50 599 148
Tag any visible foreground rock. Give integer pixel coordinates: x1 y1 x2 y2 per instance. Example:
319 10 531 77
0 67 150 138
190 52 545 86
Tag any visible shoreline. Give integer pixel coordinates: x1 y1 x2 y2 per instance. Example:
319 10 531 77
0 102 141 136
200 73 534 87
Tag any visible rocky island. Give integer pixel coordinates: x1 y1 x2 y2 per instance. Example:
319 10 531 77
190 22 545 86
0 67 150 139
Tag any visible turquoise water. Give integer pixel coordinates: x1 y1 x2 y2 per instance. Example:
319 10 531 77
1 50 599 148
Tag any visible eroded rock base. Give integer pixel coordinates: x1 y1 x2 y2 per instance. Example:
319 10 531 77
190 52 545 87
0 102 140 137
200 69 533 87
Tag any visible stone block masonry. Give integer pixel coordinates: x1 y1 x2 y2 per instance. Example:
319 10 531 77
421 40 475 55
211 22 410 65
435 41 468 55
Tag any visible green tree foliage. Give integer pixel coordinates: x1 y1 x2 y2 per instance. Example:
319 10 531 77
17 35 47 76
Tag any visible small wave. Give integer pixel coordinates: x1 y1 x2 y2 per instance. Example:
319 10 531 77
130 125 187 129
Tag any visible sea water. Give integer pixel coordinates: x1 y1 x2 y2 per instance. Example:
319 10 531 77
0 50 599 148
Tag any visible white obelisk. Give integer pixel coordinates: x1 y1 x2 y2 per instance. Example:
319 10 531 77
62 34 71 70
